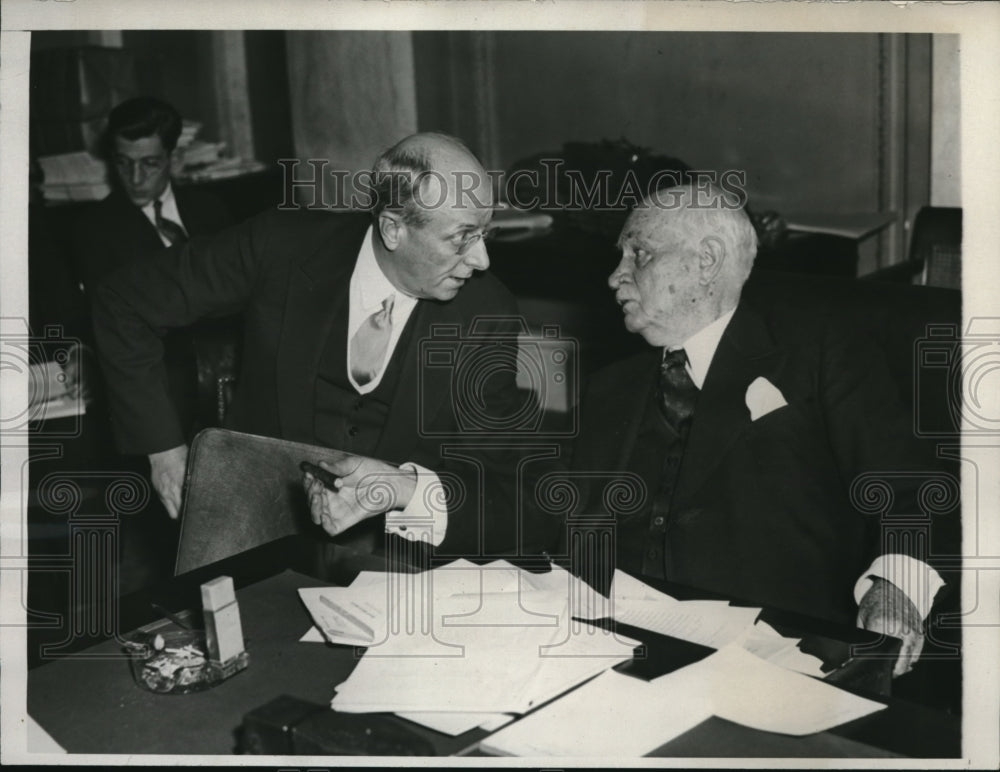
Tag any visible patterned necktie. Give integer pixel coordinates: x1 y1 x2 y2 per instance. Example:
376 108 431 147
350 295 395 386
658 347 699 433
153 198 188 245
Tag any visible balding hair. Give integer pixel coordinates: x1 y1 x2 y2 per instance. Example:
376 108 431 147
369 132 479 226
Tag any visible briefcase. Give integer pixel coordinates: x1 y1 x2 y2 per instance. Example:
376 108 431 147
175 428 371 574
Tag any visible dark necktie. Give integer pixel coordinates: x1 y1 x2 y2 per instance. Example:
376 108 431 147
658 347 698 433
153 199 188 246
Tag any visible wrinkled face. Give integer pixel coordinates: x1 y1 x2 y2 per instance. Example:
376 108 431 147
113 135 172 207
609 209 708 347
385 177 494 301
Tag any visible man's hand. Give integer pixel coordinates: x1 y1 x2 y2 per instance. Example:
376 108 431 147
149 444 189 519
304 455 417 538
857 576 925 677
61 342 97 405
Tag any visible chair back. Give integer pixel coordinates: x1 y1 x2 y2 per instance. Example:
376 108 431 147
909 206 962 289
175 428 373 574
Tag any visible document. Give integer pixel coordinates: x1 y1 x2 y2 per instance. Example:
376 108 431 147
614 598 761 649
479 667 713 757
396 711 513 737
302 559 639 715
481 644 886 756
298 584 386 645
740 621 826 678
700 645 885 735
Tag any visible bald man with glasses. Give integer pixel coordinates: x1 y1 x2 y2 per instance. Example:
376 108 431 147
92 132 527 558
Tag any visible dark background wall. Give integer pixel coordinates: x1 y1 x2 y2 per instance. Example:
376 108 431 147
29 29 948 269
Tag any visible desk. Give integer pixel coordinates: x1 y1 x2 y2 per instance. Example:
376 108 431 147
27 536 960 758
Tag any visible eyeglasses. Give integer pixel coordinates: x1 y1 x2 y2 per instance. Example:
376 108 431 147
114 155 169 176
450 225 498 256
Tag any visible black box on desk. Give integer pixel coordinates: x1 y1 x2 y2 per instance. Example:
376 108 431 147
239 694 323 755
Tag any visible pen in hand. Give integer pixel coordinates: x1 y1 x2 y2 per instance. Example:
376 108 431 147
300 460 341 490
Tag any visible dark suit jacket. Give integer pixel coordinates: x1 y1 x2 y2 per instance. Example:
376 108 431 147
72 185 235 437
72 186 233 287
570 288 941 625
91 209 527 556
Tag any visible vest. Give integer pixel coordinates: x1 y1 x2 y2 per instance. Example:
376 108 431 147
313 298 418 457
616 380 690 580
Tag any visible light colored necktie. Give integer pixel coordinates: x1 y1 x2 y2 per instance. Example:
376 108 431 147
350 294 395 386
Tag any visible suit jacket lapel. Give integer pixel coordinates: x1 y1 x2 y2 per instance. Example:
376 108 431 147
173 187 200 236
108 189 164 254
275 216 369 441
675 302 781 502
584 349 661 473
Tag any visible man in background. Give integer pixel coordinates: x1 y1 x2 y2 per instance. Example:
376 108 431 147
71 96 234 440
73 96 232 286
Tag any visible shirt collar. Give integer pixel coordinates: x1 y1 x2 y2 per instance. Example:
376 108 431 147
669 306 737 389
141 182 177 215
353 226 418 315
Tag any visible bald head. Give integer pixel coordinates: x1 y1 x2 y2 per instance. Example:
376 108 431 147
370 132 491 225
609 183 758 347
369 133 495 302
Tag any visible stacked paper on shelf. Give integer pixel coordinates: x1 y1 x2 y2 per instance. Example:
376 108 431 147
176 120 203 149
37 151 110 202
180 140 226 168
177 157 267 183
480 643 885 757
299 559 640 716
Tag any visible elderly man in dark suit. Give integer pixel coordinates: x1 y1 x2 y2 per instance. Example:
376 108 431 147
92 132 526 557
570 183 944 676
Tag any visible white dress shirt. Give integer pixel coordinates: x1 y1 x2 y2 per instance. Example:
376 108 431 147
139 183 186 247
673 306 944 620
346 227 447 546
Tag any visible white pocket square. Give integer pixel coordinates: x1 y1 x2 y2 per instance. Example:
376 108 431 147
745 376 788 421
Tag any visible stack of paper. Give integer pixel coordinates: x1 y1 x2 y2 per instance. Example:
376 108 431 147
480 644 886 757
179 140 226 168
36 152 110 202
176 120 202 149
299 559 640 719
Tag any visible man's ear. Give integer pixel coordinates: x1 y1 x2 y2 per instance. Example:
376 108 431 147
377 211 404 251
698 236 726 285
168 148 183 177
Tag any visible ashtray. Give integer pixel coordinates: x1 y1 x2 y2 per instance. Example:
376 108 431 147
125 629 224 694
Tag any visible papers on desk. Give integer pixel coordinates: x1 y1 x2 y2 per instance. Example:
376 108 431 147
578 569 825 678
299 559 640 718
572 568 763 650
480 644 887 756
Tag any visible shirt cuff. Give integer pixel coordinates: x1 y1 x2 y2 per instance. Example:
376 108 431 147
853 553 945 621
384 463 448 547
